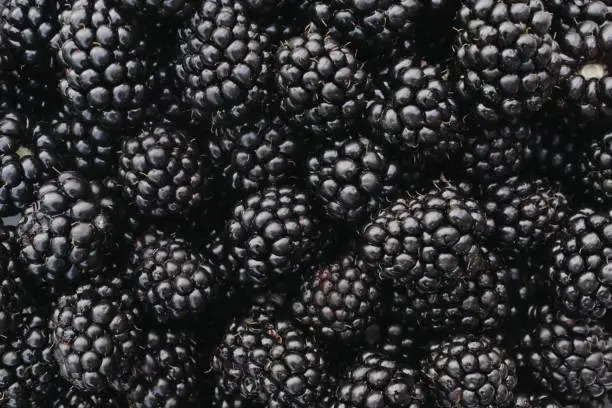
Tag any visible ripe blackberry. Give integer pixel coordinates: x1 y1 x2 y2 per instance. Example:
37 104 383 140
359 182 489 291
127 328 199 408
212 312 327 407
209 110 299 194
306 137 399 223
17 171 125 290
56 0 151 130
50 276 143 393
225 186 323 287
310 0 423 56
292 254 382 341
331 351 427 408
520 304 612 403
422 334 518 408
274 32 370 136
482 176 568 253
176 0 271 121
455 0 562 123
119 123 211 218
367 57 463 163
548 208 612 319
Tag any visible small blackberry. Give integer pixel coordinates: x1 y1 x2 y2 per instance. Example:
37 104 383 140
422 334 518 408
306 137 400 223
274 31 370 136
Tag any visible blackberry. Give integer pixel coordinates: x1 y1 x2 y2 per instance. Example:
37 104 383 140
422 334 518 408
119 123 211 218
210 110 299 194
520 304 612 403
331 351 427 408
548 208 612 319
176 0 271 121
578 130 612 203
16 171 125 290
212 312 327 407
367 57 463 163
292 254 382 341
225 186 323 287
310 0 423 56
127 328 199 408
306 137 400 223
274 31 370 136
56 0 151 130
482 176 568 253
359 182 489 291
455 0 562 123
50 276 143 393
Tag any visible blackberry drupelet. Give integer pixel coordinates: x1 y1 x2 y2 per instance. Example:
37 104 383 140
56 0 151 130
274 31 370 136
30 117 68 176
548 208 612 319
306 137 400 223
119 123 211 218
176 0 271 121
212 312 327 407
127 328 199 408
422 334 518 408
292 254 382 341
455 0 562 123
310 0 423 56
331 351 427 408
367 57 463 163
359 182 489 291
225 186 323 287
50 276 143 393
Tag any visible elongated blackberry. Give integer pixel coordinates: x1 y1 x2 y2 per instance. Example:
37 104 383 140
455 0 562 123
422 334 518 408
274 32 370 136
307 137 400 223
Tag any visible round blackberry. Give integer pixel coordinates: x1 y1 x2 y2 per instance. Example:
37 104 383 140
422 334 518 408
119 123 211 218
212 312 327 407
225 186 323 287
359 182 489 291
274 31 370 136
310 0 423 56
520 304 612 403
56 0 151 130
210 110 299 194
127 328 199 408
455 0 562 123
16 171 125 290
331 351 427 408
367 57 463 163
176 0 271 121
306 137 399 223
292 254 382 341
482 176 568 253
548 208 612 319
50 276 143 393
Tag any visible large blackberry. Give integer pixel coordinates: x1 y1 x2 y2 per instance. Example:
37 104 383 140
225 186 323 287
331 351 427 408
56 0 151 130
176 0 271 121
306 137 399 223
455 0 562 123
50 276 143 393
274 31 370 136
367 57 463 163
359 182 490 291
422 334 518 408
292 254 382 341
212 312 327 407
